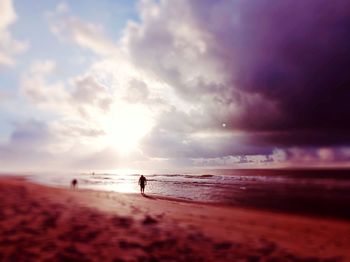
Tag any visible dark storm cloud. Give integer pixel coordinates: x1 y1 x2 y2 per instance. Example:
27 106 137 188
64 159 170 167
141 130 272 158
140 110 272 159
190 0 350 133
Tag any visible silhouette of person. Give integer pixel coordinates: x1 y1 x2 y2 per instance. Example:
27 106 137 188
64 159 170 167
138 175 147 194
71 179 78 189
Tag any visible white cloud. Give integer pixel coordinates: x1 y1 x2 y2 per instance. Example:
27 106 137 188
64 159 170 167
20 60 70 109
0 0 28 66
47 3 118 56
317 148 335 162
122 0 227 100
16 57 157 169
71 74 112 112
0 0 16 30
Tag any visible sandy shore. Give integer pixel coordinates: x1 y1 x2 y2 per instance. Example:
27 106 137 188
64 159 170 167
0 177 350 261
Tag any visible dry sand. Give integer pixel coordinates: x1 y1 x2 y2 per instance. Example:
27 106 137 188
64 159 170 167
0 176 350 261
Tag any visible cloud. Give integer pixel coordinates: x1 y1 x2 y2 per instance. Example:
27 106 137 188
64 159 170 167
0 0 28 66
125 79 149 103
122 0 350 149
3 0 350 170
0 120 64 170
47 2 118 56
20 60 70 110
0 89 11 102
0 119 112 171
191 147 350 168
20 59 115 117
19 60 108 144
71 75 113 112
199 0 350 133
280 147 350 167
13 57 156 170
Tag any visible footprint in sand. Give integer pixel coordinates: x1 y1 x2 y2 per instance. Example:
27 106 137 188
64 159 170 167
142 215 158 225
119 240 142 249
143 238 177 252
156 213 165 219
131 206 141 214
111 216 133 228
41 212 59 229
213 241 233 250
257 241 276 256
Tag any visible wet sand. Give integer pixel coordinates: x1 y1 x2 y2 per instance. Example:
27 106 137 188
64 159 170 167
0 176 350 261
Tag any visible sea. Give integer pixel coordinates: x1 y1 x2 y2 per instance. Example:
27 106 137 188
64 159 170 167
28 168 350 219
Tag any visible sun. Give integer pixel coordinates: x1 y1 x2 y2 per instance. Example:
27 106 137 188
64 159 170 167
100 103 153 155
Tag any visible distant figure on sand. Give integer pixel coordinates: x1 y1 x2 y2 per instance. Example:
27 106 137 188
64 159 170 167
138 175 147 194
71 179 78 189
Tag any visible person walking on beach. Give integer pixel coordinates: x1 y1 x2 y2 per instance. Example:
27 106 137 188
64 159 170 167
71 179 78 189
138 175 147 194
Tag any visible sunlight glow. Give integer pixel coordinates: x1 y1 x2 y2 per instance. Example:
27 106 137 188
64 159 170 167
101 103 153 155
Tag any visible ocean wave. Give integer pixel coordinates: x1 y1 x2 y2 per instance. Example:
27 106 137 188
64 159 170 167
184 174 214 179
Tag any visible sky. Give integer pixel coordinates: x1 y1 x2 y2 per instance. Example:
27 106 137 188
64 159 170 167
0 0 349 172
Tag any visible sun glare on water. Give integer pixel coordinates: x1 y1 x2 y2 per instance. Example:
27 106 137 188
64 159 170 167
114 182 137 193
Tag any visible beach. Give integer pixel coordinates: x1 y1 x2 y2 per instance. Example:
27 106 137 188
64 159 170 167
1 176 350 261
